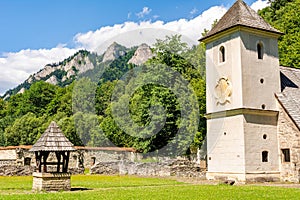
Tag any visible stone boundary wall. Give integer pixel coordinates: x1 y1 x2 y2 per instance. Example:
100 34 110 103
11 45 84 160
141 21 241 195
0 165 84 176
0 145 205 177
91 160 206 178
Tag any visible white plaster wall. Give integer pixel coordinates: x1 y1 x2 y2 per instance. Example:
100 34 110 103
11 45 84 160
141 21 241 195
240 31 280 110
0 149 16 160
206 32 243 114
243 114 280 172
207 115 245 173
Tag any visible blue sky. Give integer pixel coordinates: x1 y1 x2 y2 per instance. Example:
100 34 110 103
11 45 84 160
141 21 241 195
0 0 268 94
0 0 261 53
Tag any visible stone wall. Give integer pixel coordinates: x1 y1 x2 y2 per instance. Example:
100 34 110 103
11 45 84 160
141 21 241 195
0 165 34 176
32 172 71 191
90 160 206 178
278 104 300 182
0 146 204 178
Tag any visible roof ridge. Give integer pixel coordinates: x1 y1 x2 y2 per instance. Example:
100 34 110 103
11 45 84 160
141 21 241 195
29 121 75 152
200 0 282 41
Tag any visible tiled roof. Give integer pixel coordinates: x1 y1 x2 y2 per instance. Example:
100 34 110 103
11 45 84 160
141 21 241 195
29 121 75 152
200 0 282 41
276 66 300 130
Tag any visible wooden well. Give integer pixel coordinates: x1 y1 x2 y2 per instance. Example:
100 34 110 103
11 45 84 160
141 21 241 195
30 121 75 191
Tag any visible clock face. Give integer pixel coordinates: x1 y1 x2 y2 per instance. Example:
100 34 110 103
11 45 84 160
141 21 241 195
214 77 232 105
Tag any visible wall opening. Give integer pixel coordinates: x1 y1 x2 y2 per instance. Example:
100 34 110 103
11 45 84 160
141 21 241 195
263 134 267 139
91 157 96 166
24 157 31 166
282 149 291 162
219 46 225 63
262 151 268 162
257 43 264 60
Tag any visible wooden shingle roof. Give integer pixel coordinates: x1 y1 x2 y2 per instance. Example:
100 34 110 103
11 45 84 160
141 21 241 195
200 0 282 42
29 121 75 152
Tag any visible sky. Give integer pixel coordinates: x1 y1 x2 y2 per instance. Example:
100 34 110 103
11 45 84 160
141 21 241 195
0 0 269 95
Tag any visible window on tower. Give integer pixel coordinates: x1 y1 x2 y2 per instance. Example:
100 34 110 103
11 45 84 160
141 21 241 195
219 46 225 63
262 151 268 162
257 43 264 59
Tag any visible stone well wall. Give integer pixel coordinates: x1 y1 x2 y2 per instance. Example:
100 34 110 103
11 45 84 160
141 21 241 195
32 172 71 191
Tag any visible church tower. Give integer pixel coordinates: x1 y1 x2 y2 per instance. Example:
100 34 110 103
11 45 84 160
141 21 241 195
200 0 283 182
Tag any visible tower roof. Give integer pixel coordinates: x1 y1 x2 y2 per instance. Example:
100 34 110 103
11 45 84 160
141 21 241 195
200 0 282 42
30 121 75 152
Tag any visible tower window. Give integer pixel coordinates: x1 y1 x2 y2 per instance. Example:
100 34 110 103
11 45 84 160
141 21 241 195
263 134 267 139
262 151 268 162
257 43 264 59
282 149 290 162
219 46 225 63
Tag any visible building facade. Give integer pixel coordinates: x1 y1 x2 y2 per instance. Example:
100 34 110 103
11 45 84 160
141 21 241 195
201 0 300 183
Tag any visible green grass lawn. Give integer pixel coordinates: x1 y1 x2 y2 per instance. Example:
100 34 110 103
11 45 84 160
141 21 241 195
0 175 300 200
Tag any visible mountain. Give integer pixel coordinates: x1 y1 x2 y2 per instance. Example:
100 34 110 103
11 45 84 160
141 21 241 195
2 43 153 99
128 43 153 65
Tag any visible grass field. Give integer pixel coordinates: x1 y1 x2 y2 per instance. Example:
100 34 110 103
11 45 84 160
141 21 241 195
0 175 300 199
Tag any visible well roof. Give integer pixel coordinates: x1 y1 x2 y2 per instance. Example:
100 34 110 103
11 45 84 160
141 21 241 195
200 0 282 41
29 121 75 152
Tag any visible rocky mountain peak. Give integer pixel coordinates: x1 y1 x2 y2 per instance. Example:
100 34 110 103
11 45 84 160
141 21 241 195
128 43 153 65
102 42 127 62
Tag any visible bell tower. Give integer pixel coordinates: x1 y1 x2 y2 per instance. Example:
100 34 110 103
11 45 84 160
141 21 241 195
200 0 283 182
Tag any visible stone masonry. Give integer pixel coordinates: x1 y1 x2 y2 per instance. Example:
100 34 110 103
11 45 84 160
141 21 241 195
32 172 71 191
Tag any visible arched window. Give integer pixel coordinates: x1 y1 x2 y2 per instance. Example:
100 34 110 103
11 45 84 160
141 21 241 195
219 46 225 63
262 151 268 162
257 43 263 59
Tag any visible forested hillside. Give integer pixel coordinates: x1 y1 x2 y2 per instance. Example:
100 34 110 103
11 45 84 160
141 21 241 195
0 35 206 155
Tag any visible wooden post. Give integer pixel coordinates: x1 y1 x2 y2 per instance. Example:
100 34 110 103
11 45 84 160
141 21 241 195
35 152 41 172
55 152 61 173
42 152 50 173
65 152 70 172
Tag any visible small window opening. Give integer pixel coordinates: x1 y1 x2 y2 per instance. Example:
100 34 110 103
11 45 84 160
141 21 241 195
282 149 290 162
262 151 268 162
261 104 266 109
219 46 225 63
24 157 31 166
91 157 96 166
224 132 227 136
260 78 264 84
257 43 264 59
263 134 267 139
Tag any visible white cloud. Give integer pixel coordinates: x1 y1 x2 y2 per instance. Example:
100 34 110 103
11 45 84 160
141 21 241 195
136 7 152 18
190 8 198 15
153 15 159 20
1 1 240 95
250 0 269 12
74 5 227 53
127 12 131 19
0 47 78 94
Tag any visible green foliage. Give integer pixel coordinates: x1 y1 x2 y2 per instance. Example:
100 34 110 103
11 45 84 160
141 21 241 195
5 113 47 146
259 0 300 68
0 35 207 153
153 35 188 55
